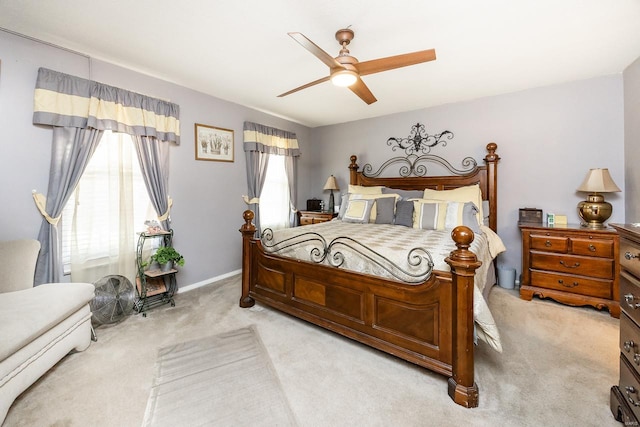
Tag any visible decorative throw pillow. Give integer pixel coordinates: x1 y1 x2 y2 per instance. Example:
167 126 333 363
442 201 482 233
349 193 400 222
374 197 396 224
422 184 484 226
413 200 449 230
342 199 374 223
394 200 414 227
412 199 482 232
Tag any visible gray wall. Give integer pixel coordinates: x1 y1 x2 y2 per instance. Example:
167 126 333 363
0 30 313 288
307 76 625 277
624 56 640 221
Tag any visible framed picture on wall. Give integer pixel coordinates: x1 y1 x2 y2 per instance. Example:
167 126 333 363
195 123 234 162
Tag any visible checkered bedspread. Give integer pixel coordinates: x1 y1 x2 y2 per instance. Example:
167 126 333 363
263 220 503 352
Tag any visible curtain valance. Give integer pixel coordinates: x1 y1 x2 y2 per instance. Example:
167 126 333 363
33 68 180 144
243 121 300 156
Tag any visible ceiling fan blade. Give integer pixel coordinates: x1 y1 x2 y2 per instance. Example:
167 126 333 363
349 77 377 105
355 49 436 76
277 76 331 98
288 32 344 69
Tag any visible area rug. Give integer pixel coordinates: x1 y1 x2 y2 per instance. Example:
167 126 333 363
142 325 298 426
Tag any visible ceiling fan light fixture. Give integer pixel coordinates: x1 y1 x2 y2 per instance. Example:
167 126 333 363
331 69 358 87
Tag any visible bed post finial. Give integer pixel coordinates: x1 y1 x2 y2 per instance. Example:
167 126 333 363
446 225 481 408
485 142 498 161
239 210 256 308
349 155 359 185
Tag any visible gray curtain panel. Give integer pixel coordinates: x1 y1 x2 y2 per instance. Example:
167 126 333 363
284 155 298 227
32 68 180 285
34 127 103 285
243 121 301 233
244 150 270 234
133 135 171 231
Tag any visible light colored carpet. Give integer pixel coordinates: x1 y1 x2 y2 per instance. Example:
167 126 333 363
3 275 620 426
142 325 297 426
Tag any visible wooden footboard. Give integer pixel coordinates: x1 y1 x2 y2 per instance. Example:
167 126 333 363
239 210 482 407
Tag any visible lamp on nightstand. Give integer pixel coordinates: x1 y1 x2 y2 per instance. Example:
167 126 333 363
576 168 621 228
323 175 339 213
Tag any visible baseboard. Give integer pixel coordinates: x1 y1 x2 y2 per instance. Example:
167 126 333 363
177 269 241 294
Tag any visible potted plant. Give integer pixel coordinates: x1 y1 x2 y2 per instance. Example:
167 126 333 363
151 246 185 272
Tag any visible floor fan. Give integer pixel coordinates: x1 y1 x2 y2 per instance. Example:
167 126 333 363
90 275 135 325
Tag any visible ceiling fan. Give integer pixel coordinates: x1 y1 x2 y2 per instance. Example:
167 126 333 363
278 28 436 105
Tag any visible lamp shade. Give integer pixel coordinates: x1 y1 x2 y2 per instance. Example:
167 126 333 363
576 168 621 193
323 175 339 191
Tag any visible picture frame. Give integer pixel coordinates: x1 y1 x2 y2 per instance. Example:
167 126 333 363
195 123 234 162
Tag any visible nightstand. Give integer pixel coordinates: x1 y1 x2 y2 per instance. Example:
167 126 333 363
297 210 337 226
519 222 620 318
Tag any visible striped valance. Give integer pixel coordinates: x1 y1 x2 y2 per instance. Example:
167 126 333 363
33 68 180 144
243 121 300 156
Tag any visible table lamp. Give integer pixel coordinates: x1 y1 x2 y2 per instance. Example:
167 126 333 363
323 175 339 213
576 168 621 228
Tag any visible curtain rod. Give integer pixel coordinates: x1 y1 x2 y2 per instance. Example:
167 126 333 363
1 26 92 77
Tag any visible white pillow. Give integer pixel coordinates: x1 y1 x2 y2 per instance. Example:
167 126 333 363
348 185 384 195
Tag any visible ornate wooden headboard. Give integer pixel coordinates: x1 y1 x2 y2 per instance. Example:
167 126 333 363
348 142 500 232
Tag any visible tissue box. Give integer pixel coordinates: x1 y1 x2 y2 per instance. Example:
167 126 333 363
554 215 568 225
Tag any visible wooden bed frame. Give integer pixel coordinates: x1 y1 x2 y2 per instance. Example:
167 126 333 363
239 143 499 408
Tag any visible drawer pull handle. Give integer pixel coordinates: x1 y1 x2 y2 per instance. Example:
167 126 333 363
588 244 596 252
545 240 552 247
625 340 636 352
626 386 640 407
557 279 578 288
625 252 640 260
635 353 640 366
625 293 640 310
559 260 580 268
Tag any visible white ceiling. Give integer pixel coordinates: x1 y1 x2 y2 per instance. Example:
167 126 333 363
1 0 639 128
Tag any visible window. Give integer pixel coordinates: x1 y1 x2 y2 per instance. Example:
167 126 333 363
60 131 153 281
259 155 290 230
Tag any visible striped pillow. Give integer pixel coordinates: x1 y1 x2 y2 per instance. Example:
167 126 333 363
422 184 484 226
412 200 449 230
412 200 479 231
349 193 400 221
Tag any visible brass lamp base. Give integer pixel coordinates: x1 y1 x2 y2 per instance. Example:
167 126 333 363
577 194 612 228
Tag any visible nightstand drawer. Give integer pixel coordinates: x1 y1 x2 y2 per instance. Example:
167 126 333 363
530 235 568 253
298 211 336 226
530 270 611 298
571 237 614 258
300 217 314 226
621 271 640 324
621 313 640 372
620 355 640 421
621 239 640 278
530 252 614 279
